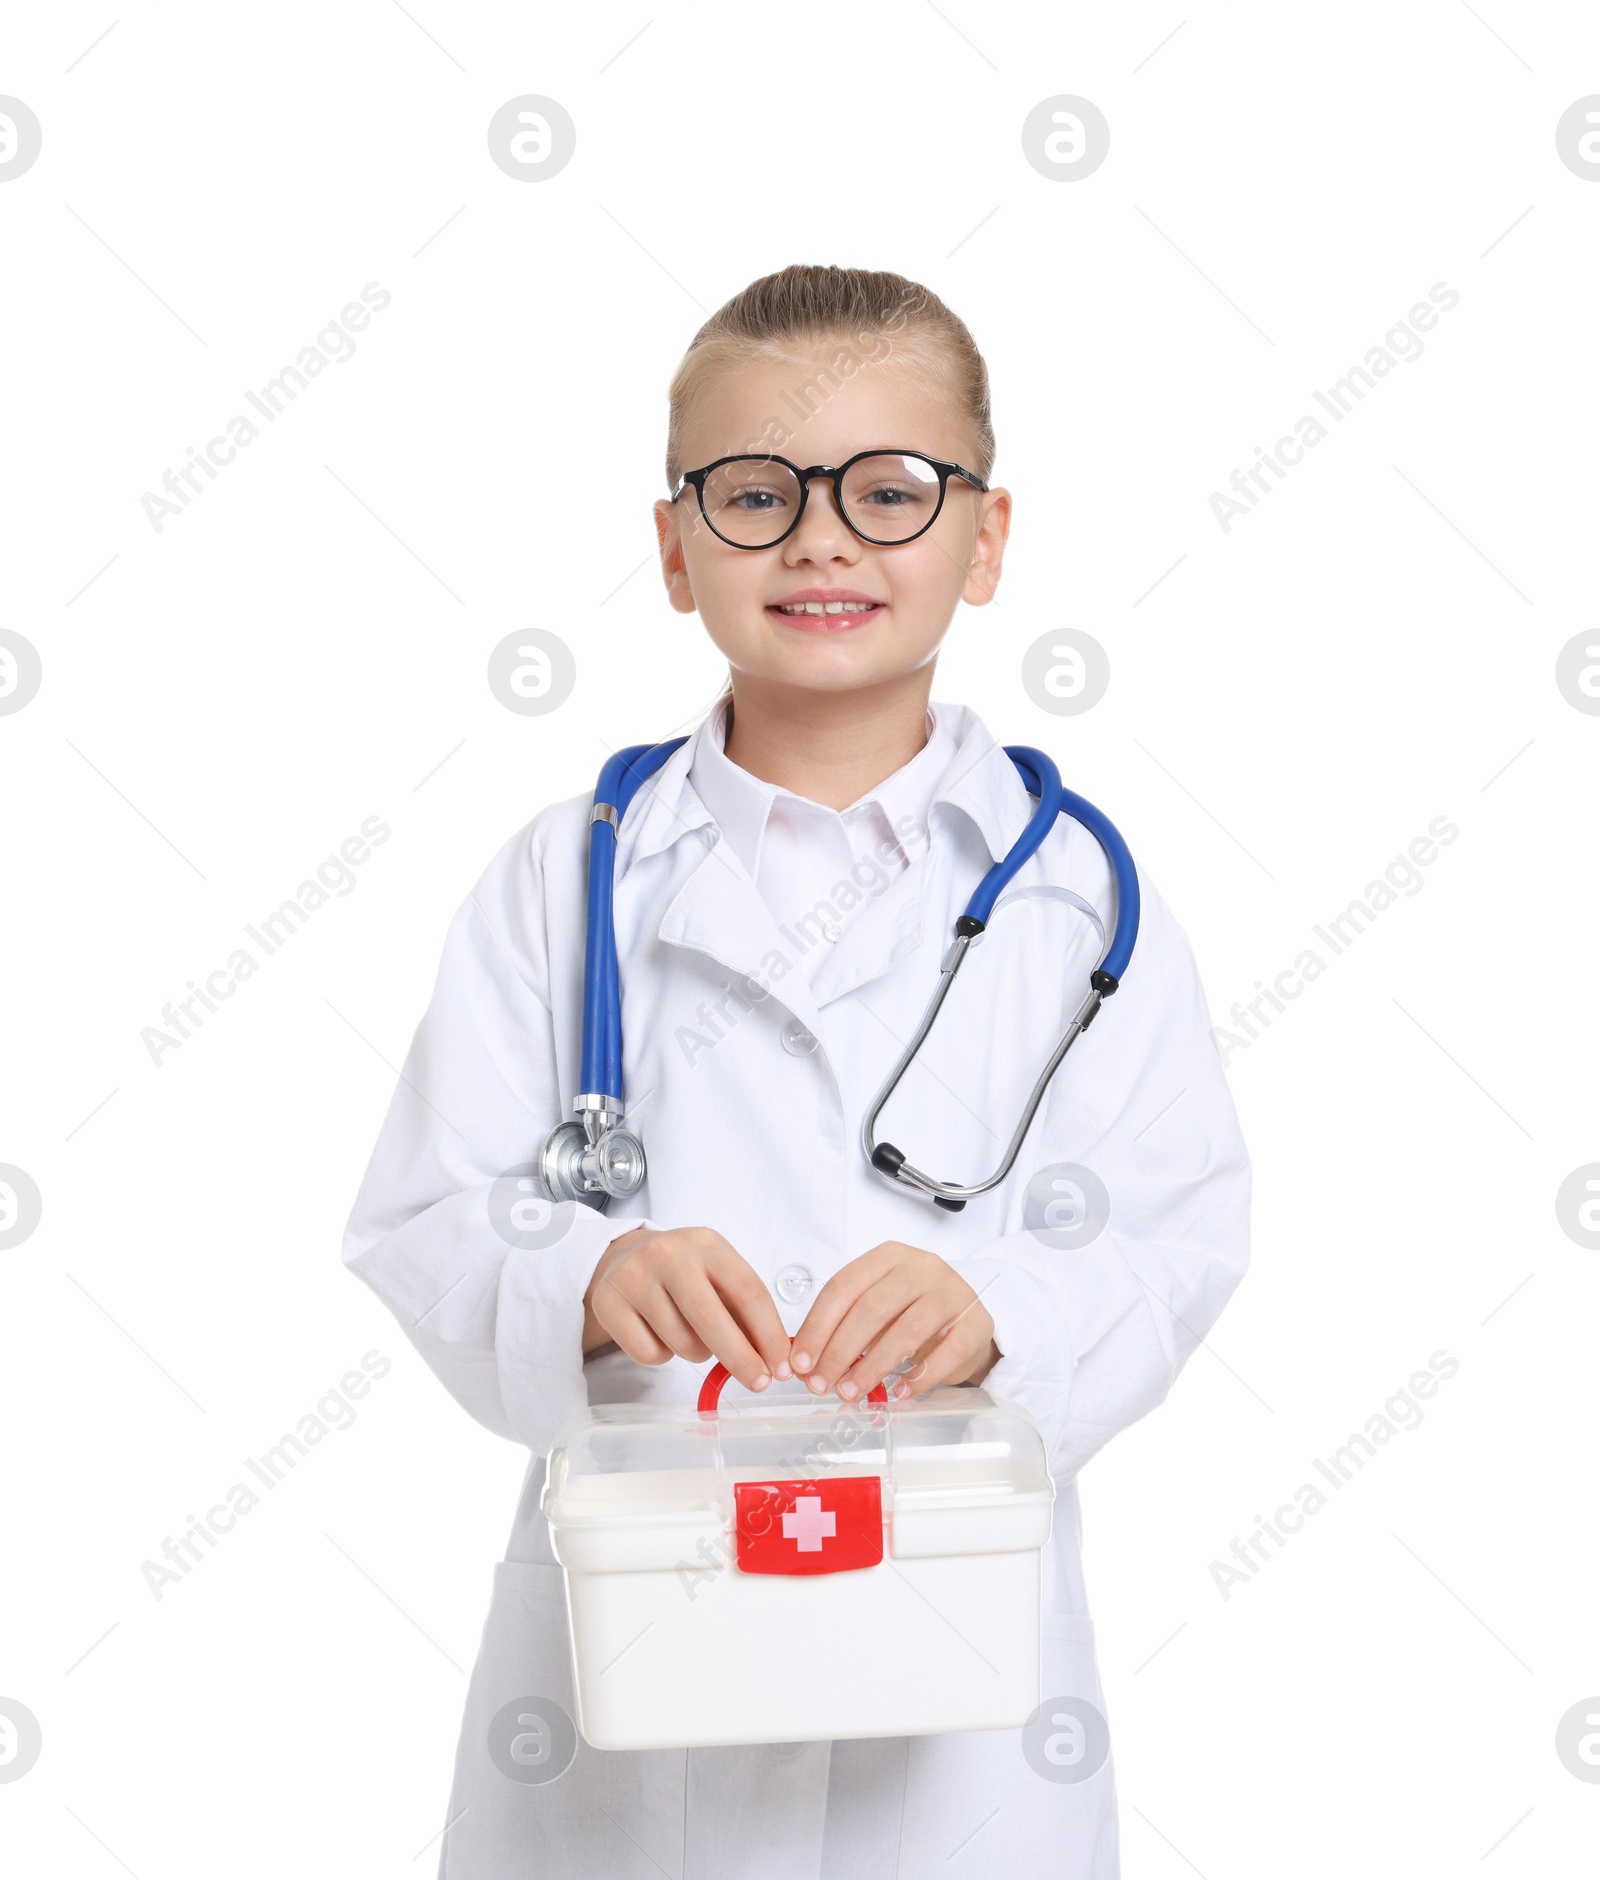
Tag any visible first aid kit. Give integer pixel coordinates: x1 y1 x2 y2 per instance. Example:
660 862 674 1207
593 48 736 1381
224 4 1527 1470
541 1364 1057 1750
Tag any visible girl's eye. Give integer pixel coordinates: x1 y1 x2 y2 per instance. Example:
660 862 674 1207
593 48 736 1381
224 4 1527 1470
726 488 785 511
857 484 923 509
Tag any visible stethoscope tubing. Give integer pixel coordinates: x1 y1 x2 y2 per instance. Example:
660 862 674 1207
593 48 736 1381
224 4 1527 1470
856 745 1140 1207
567 733 1139 1213
583 738 687 1102
1054 778 1140 983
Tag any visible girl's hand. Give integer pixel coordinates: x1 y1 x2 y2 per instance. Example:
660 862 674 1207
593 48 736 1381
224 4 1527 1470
583 1225 795 1393
788 1242 998 1403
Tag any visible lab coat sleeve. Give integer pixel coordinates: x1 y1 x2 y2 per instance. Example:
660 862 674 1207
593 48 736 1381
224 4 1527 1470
951 868 1251 1485
339 821 662 1456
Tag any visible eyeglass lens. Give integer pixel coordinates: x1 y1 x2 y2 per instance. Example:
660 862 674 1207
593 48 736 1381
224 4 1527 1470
699 454 945 547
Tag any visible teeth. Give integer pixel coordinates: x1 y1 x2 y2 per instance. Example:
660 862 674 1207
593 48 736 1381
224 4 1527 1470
776 601 876 615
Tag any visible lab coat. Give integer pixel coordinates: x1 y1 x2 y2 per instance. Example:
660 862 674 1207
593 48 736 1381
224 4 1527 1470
341 705 1251 1879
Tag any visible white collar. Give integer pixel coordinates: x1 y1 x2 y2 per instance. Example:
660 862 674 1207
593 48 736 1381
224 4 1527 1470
614 697 1039 880
686 696 956 880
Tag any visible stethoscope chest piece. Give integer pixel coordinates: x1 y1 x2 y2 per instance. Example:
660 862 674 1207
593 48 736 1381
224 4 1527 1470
539 1116 648 1209
537 738 690 1211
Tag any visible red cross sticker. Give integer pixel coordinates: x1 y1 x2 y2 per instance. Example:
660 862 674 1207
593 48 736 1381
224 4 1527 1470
734 1476 883 1576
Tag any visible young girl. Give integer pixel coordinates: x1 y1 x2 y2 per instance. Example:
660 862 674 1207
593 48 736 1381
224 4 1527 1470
343 264 1251 1879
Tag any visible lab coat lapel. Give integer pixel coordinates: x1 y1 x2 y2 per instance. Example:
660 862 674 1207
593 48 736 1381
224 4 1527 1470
934 727 1040 865
804 858 934 1009
656 835 829 1042
804 737 1040 1008
612 736 830 1038
624 713 1040 1031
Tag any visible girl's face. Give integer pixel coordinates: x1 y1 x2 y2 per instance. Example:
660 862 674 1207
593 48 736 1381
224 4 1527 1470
653 347 1011 697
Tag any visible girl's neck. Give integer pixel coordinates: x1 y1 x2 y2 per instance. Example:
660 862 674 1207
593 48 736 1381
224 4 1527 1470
720 674 934 812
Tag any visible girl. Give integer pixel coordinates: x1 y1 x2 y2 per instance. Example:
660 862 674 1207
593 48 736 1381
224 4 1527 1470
343 264 1251 1878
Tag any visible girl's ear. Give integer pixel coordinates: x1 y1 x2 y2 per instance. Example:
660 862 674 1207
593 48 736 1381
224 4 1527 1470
961 486 1013 608
652 497 699 615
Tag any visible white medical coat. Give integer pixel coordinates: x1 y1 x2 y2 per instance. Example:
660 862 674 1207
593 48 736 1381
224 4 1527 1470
341 701 1252 1879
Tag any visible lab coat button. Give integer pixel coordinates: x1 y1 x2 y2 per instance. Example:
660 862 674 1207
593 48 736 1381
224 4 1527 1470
780 1020 819 1056
819 915 844 943
774 1263 813 1303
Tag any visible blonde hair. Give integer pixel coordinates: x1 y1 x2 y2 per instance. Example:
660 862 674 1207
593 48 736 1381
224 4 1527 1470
665 263 995 490
664 264 995 730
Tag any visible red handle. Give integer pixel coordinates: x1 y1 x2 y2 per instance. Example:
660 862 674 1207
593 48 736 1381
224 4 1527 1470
697 1361 888 1414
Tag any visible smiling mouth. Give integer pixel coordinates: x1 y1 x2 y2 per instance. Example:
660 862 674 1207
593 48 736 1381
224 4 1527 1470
768 599 883 620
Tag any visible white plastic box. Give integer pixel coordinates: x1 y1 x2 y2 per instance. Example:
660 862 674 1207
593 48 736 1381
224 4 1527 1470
541 1367 1056 1750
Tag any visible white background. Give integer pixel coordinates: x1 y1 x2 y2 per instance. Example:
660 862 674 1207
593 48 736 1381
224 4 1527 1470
2 3 1597 1874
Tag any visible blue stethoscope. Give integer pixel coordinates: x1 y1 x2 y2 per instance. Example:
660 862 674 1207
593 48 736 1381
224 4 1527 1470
538 739 1139 1214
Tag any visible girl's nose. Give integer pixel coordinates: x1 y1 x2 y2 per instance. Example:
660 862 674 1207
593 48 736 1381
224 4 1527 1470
787 476 857 560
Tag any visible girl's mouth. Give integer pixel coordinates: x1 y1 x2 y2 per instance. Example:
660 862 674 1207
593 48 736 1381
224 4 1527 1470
766 594 884 631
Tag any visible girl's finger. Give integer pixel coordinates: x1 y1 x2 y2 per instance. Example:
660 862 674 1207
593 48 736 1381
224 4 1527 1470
629 1282 712 1364
788 1251 891 1376
802 1275 920 1396
594 1286 675 1367
707 1251 797 1381
890 1322 984 1399
881 1324 950 1398
839 1297 962 1400
670 1279 777 1392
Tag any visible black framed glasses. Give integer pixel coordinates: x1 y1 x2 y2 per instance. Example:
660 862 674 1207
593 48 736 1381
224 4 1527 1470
669 448 989 550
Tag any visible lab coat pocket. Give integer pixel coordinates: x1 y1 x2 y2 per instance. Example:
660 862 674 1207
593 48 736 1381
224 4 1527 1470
438 1560 687 1880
